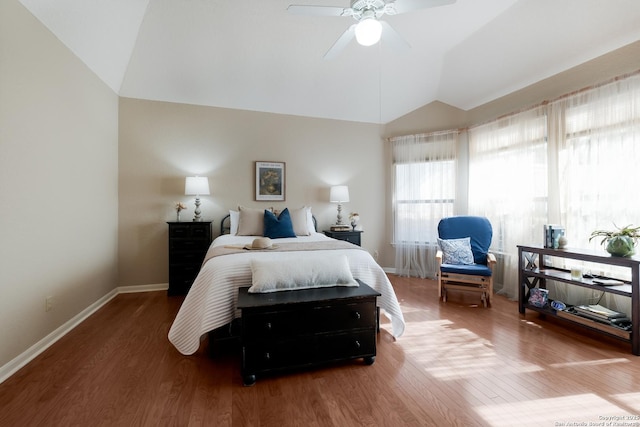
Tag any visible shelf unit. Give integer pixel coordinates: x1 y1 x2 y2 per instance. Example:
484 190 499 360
518 245 639 355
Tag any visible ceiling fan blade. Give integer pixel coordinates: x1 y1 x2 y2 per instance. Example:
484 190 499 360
287 5 347 16
380 21 410 51
388 0 456 15
324 24 356 60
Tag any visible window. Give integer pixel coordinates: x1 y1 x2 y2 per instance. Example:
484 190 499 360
393 160 455 244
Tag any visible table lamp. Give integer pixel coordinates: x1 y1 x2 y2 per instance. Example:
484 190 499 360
185 176 210 222
330 185 349 226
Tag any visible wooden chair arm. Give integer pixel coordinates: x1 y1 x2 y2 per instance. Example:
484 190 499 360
436 250 443 268
487 252 497 269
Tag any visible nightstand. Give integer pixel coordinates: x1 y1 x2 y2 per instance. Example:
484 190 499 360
324 230 362 246
167 221 212 296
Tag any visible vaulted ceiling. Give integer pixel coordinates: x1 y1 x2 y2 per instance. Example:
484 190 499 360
19 0 640 123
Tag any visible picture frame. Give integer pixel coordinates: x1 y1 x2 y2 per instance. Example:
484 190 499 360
255 161 285 201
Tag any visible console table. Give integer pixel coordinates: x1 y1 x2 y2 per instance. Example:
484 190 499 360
237 280 380 386
518 245 639 355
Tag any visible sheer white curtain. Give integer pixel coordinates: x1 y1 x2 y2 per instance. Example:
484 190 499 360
550 74 640 313
468 107 548 298
390 131 458 278
556 75 640 248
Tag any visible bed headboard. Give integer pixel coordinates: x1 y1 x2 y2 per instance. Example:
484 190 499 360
220 213 318 235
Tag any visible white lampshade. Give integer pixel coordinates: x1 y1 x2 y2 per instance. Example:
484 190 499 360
355 18 382 46
185 176 210 196
330 185 350 203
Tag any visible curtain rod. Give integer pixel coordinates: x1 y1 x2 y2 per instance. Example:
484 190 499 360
470 68 640 129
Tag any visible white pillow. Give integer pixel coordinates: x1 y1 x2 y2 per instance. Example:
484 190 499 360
237 206 265 236
438 237 474 265
229 210 239 235
249 254 358 293
289 206 311 236
306 206 316 233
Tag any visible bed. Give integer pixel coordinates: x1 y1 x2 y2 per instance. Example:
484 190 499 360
168 208 406 355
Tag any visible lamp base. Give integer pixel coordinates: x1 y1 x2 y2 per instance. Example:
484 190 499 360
193 197 203 222
335 202 345 226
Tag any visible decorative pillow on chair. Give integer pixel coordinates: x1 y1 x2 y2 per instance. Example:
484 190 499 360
264 208 296 239
438 237 475 265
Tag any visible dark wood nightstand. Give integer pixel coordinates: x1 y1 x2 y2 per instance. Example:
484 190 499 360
324 229 362 246
167 221 212 296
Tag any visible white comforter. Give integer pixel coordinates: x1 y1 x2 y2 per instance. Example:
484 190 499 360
168 233 406 355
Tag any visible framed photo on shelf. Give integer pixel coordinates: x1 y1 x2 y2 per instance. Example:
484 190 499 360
255 161 285 201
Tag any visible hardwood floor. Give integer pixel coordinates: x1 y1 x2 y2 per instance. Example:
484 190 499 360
1 275 640 426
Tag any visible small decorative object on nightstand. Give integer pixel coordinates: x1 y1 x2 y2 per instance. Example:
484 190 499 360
349 212 360 229
324 229 362 246
167 221 212 295
175 202 186 222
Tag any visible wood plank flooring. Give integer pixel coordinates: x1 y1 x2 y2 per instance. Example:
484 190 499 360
1 275 640 426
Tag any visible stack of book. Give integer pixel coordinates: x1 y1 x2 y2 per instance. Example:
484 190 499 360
572 304 627 324
544 224 565 248
330 224 351 231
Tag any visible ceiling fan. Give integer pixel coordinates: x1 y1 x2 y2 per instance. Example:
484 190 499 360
287 0 456 59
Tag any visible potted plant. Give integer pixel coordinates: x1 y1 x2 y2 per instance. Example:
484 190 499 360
589 224 640 257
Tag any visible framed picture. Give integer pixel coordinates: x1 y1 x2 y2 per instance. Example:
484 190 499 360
255 161 285 201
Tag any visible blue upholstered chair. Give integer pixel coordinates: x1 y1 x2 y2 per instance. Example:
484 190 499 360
436 216 496 307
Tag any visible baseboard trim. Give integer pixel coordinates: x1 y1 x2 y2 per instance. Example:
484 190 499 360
118 283 168 293
0 282 169 385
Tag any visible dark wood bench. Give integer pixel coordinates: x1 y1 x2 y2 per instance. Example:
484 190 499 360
237 280 380 386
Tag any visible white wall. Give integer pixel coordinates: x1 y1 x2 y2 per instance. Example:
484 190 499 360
0 0 119 369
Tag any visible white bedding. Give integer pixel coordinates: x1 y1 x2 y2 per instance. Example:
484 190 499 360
168 232 406 355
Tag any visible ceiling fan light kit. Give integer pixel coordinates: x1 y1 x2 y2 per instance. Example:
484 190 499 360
287 0 456 58
355 18 382 46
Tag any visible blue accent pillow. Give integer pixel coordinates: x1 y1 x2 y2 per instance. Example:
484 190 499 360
264 208 296 239
438 237 474 265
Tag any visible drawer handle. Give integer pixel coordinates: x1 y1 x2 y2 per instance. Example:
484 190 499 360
263 352 271 361
264 322 272 331
354 340 361 349
352 311 361 320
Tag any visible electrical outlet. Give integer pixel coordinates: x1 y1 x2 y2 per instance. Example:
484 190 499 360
374 250 379 260
45 296 54 312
